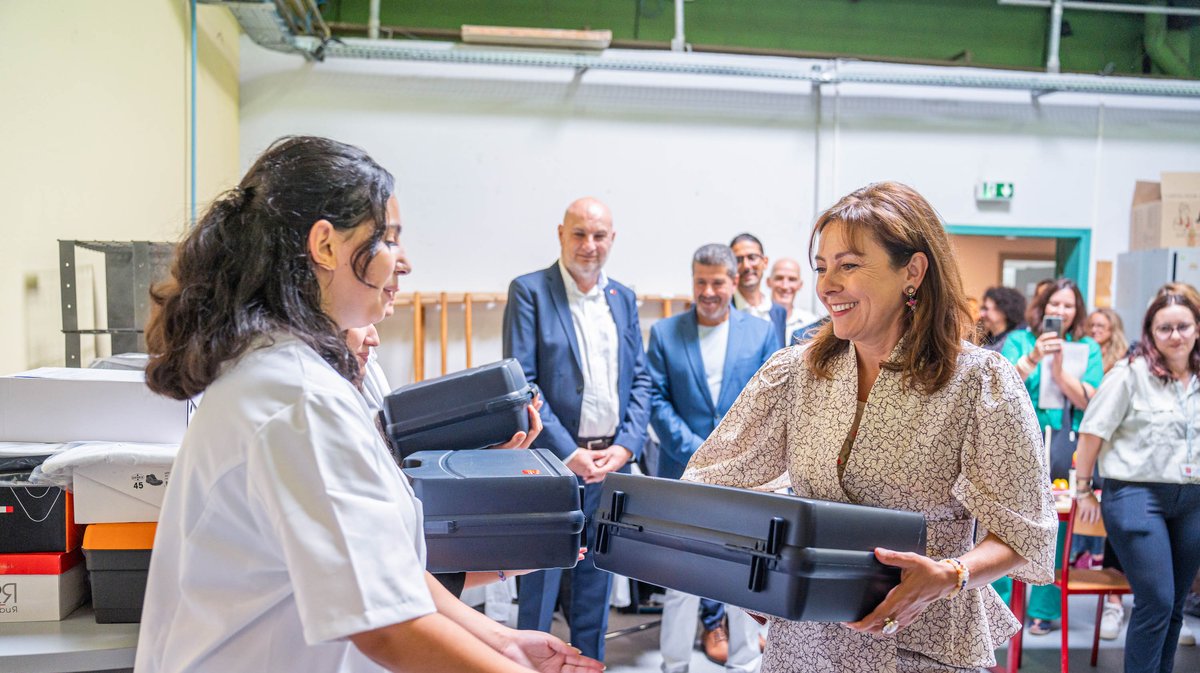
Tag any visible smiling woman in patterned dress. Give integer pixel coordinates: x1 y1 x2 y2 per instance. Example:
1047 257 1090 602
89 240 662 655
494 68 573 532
682 182 1058 673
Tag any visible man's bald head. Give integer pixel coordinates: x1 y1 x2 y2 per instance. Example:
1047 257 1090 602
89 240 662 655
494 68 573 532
558 197 616 291
766 257 803 306
563 197 612 229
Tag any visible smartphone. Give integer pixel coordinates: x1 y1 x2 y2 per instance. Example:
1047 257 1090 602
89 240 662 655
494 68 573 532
1042 315 1063 335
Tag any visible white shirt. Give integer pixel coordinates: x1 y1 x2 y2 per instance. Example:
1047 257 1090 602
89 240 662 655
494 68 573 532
785 306 821 337
136 335 435 673
558 260 620 439
697 320 730 406
1079 357 1200 484
361 349 390 413
733 291 773 323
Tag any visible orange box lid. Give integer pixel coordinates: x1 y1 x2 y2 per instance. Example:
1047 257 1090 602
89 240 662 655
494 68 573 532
82 522 157 550
0 549 83 574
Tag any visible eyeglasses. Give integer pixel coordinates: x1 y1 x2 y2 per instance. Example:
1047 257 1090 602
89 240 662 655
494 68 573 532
1153 323 1197 338
735 254 764 265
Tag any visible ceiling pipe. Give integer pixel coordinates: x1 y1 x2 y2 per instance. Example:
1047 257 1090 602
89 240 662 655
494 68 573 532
999 0 1200 17
1145 1 1192 77
210 1 1200 98
1046 0 1064 74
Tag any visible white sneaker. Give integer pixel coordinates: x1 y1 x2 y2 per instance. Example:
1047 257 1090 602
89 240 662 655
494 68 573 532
1180 623 1196 647
1099 602 1124 641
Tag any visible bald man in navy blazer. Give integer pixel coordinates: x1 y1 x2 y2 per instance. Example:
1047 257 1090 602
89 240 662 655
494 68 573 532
503 197 652 662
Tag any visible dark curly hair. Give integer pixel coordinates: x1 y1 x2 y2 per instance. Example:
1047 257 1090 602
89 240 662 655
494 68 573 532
983 286 1026 335
145 136 395 400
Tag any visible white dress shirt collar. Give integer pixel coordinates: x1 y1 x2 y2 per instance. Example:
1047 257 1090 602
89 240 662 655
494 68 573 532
558 259 608 299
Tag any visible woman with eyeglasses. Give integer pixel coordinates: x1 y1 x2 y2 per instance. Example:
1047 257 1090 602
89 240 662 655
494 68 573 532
1073 289 1200 673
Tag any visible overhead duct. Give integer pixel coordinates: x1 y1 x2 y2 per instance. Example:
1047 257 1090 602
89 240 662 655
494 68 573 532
206 0 1200 98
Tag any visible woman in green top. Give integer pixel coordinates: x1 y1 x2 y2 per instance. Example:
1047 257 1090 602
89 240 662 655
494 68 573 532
998 277 1105 635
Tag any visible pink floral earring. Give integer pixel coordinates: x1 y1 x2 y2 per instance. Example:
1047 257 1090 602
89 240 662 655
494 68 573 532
905 286 918 312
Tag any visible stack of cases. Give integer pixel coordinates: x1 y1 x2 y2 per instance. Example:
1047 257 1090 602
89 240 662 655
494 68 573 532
0 367 190 623
0 456 87 623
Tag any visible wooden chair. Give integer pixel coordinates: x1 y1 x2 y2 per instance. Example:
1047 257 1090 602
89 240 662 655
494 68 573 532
1053 498 1133 672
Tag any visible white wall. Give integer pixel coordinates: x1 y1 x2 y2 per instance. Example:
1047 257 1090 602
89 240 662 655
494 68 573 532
239 40 1200 385
0 1 240 372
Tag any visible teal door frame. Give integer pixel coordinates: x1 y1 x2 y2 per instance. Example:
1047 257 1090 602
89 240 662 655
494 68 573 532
945 225 1092 295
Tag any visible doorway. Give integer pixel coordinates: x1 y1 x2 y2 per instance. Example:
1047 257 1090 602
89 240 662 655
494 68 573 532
946 225 1092 308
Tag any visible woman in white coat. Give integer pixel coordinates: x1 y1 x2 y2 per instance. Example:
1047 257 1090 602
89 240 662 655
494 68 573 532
137 136 601 673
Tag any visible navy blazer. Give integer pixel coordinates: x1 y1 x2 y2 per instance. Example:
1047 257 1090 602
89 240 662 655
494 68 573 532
647 308 777 480
503 262 652 461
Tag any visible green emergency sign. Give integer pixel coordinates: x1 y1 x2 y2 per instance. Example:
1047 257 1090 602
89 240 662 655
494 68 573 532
976 182 1014 201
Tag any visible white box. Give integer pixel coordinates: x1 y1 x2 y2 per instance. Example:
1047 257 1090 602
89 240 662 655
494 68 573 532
0 368 192 444
72 462 171 524
0 557 88 622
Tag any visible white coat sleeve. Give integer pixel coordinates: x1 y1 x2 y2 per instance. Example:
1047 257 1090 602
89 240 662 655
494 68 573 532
247 388 436 644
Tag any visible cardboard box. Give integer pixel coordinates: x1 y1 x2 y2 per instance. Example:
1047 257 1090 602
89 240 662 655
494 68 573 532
0 479 83 553
1130 172 1200 250
0 368 193 444
72 461 172 524
0 551 88 622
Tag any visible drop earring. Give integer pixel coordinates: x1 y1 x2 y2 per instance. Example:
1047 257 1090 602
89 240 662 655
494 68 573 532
905 286 918 312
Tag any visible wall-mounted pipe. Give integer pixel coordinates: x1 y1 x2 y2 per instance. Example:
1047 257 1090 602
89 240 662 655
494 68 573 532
671 0 685 52
368 0 380 40
1046 0 1063 74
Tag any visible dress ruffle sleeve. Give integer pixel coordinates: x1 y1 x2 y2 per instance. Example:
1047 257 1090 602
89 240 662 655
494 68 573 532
681 347 796 489
950 351 1058 585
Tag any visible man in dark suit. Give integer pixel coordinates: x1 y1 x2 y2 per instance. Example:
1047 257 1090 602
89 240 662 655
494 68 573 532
503 196 652 662
730 233 787 349
647 244 775 672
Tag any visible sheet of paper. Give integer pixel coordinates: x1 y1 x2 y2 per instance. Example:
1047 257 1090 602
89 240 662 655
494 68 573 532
1038 341 1089 410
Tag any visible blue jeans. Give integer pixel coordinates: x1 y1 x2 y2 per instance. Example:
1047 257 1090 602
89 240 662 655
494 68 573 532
1102 479 1200 673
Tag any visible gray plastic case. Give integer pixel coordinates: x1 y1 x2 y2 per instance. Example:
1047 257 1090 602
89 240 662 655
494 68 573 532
402 449 585 573
593 473 927 622
383 358 535 458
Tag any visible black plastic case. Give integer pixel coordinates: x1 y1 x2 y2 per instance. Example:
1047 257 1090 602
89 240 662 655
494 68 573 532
593 473 927 622
82 548 150 623
383 358 535 458
402 449 584 573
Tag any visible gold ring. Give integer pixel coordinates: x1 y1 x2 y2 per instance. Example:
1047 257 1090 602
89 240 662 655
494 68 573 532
881 617 900 635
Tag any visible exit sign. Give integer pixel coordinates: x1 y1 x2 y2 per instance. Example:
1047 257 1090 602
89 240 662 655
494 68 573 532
976 182 1014 201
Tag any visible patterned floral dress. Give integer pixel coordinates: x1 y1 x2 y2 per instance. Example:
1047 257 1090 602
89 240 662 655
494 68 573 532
681 341 1058 673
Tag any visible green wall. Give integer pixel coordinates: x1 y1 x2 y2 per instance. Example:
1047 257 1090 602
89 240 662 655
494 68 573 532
318 0 1195 78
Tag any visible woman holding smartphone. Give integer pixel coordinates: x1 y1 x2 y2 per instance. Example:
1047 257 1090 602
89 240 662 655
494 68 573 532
998 277 1105 635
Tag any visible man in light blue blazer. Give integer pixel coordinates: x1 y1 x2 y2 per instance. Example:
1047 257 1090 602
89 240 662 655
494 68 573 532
647 244 776 673
503 197 652 662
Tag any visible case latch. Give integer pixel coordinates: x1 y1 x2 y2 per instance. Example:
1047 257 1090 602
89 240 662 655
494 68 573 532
748 516 786 592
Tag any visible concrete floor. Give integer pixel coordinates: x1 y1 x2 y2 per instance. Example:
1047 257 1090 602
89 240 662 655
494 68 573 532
565 595 1200 673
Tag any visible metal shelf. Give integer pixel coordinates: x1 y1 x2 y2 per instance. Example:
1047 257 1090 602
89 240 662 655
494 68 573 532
59 240 175 367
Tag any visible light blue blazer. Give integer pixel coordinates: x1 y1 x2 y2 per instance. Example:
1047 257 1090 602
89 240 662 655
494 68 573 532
647 308 777 480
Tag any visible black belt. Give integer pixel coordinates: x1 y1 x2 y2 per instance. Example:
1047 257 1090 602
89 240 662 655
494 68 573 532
578 436 615 450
